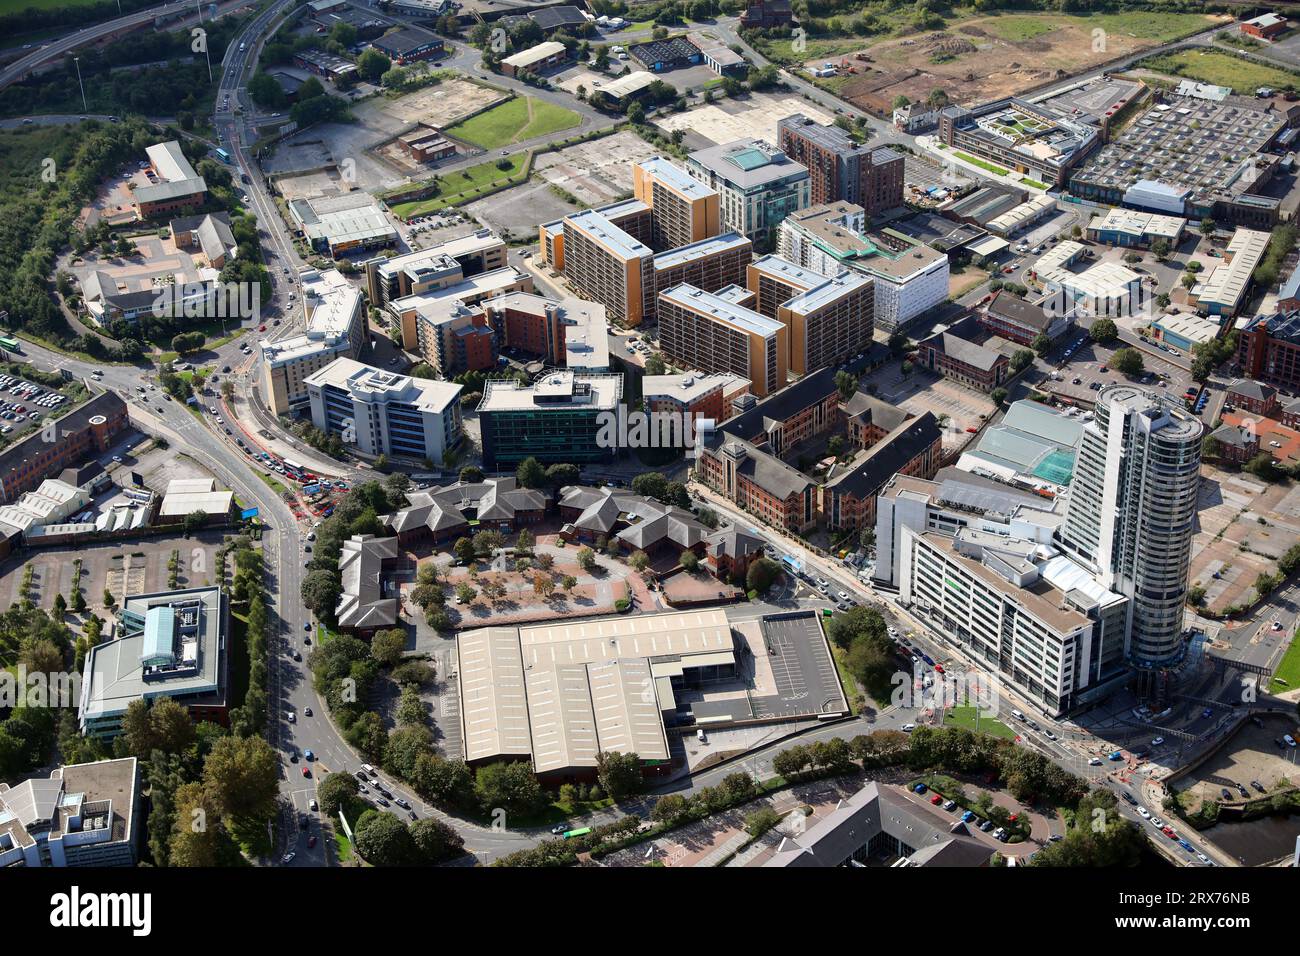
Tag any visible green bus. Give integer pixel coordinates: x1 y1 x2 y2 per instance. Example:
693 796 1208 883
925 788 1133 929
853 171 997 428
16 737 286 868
562 827 592 840
0 336 20 352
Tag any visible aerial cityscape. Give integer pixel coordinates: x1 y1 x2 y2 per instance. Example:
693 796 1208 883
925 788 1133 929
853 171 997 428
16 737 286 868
1 0 1299 900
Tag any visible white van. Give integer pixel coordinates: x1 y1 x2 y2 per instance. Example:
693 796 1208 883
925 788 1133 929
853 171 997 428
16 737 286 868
695 729 707 743
361 763 377 776
1012 709 1025 721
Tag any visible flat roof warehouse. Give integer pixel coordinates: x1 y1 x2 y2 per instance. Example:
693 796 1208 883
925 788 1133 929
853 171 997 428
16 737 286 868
457 609 736 777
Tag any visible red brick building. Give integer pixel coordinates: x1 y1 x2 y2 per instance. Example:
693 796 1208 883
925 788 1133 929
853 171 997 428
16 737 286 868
1207 423 1259 465
0 392 128 504
822 413 942 533
1236 310 1300 393
1241 13 1287 40
1226 379 1279 417
918 320 1010 393
706 527 766 583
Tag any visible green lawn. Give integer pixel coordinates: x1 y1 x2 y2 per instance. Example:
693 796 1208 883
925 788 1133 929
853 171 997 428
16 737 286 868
1269 628 1300 694
445 96 581 150
980 15 1056 43
1022 178 1049 190
390 154 530 218
954 151 1010 176
942 705 1017 740
1143 49 1300 93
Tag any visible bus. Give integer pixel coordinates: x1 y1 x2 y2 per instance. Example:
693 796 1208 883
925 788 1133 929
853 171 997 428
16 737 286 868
282 459 305 480
213 147 231 163
0 336 20 353
561 827 592 840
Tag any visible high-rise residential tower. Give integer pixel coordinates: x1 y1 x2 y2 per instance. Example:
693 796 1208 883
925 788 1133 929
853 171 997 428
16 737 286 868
1058 384 1203 679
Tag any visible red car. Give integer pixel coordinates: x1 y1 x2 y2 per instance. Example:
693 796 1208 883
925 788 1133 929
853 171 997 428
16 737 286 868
930 794 943 805
259 324 267 331
934 664 945 674
1163 827 1178 840
966 427 979 433
301 767 311 778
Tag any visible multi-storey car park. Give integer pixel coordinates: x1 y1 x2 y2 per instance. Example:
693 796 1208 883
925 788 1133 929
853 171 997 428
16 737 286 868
1067 86 1287 227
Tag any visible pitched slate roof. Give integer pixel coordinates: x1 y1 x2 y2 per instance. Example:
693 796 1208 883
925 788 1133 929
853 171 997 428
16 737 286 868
825 413 941 500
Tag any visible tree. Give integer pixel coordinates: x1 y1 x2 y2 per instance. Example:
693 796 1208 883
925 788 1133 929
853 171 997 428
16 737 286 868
533 573 555 600
544 462 580 488
1199 217 1216 237
1151 238 1170 261
651 793 690 824
474 760 545 815
631 472 669 502
990 387 1008 408
834 369 858 399
121 697 196 757
515 528 535 553
1089 319 1118 343
1009 349 1034 374
746 556 781 594
371 628 406 667
1031 333 1051 357
576 546 596 573
460 465 484 483
410 817 465 863
892 94 911 109
454 537 476 565
301 570 342 623
355 811 417 866
629 550 649 573
357 49 392 82
317 771 362 817
202 735 280 821
644 353 666 375
1110 347 1144 377
516 456 547 489
596 749 644 800
182 510 207 536
680 550 700 572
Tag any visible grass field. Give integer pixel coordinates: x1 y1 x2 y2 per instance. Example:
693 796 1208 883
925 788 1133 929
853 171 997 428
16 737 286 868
445 96 581 150
954 150 1009 176
391 153 530 218
980 16 1055 43
1269 629 1300 694
1143 49 1300 93
942 705 1016 740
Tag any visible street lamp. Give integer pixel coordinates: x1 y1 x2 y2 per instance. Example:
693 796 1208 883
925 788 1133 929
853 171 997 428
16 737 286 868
72 56 87 112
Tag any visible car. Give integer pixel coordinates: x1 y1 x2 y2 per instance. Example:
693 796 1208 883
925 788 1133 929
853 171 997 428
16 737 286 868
1202 707 1214 718
1044 730 1058 741
112 455 122 463
301 767 311 778
1285 734 1297 747
901 723 916 732
307 835 318 849
929 793 943 805
395 797 411 809
304 707 312 717
1163 827 1178 841
1121 791 1137 806
1088 757 1102 766
1252 780 1266 793
222 365 231 373
287 711 296 723
942 799 957 812
292 650 301 662
1137 807 1151 819
304 622 312 632
281 852 295 864
979 819 994 832
836 590 850 601
1151 818 1165 829
1151 736 1165 746
1236 784 1249 798
1221 787 1233 800
309 798 318 812
289 749 298 763
1273 620 1284 631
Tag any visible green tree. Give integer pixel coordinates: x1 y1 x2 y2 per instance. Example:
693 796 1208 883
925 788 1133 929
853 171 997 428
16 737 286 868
473 761 545 815
596 749 644 800
1009 349 1034 374
1031 333 1051 357
370 628 406 667
355 811 417 865
1110 347 1144 377
576 547 596 573
454 537 476 565
202 735 280 822
1089 319 1117 343
357 49 392 82
516 456 547 489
